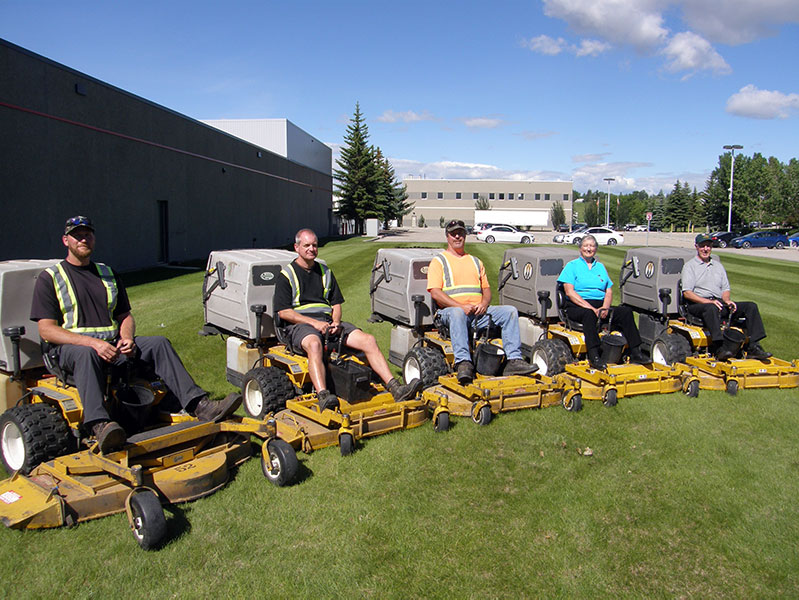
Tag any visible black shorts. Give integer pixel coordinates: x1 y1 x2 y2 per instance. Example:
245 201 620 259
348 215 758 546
285 320 359 350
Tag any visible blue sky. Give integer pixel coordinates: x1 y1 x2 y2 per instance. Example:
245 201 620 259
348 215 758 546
2 0 798 194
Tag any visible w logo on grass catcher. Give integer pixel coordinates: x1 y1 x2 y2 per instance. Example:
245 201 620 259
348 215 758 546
645 261 655 278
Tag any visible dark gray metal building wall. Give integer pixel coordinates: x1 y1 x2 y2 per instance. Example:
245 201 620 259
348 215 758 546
0 39 333 271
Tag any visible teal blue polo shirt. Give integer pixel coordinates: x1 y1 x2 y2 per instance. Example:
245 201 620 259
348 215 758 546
557 256 612 300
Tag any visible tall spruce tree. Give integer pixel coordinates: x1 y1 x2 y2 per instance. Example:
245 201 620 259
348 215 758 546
334 103 381 234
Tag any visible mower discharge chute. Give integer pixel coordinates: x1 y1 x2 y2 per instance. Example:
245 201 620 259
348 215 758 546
369 248 581 426
498 247 699 405
202 249 431 457
619 247 799 395
0 259 288 549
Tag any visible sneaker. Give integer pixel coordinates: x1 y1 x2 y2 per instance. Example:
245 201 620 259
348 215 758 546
456 361 474 385
317 389 339 411
746 342 772 360
192 393 242 422
502 358 538 376
91 420 126 454
387 378 423 403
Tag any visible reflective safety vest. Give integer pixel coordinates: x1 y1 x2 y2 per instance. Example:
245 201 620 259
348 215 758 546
280 262 333 315
433 252 483 303
45 262 119 341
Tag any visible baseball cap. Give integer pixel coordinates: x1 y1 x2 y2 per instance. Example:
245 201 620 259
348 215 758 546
445 219 467 234
695 233 713 245
64 216 94 235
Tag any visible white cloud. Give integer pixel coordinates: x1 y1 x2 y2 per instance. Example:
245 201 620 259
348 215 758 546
572 152 612 163
726 84 799 119
661 31 731 77
376 109 436 123
575 39 612 56
679 0 799 45
520 130 558 140
462 117 505 129
523 34 568 55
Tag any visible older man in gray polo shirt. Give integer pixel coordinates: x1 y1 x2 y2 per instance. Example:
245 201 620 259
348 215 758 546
681 233 770 360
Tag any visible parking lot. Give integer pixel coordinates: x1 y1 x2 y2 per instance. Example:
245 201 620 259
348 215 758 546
374 228 799 263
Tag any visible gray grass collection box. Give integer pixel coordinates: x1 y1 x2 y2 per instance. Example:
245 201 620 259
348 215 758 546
370 248 442 327
498 247 578 319
619 247 696 315
0 259 60 371
203 249 323 341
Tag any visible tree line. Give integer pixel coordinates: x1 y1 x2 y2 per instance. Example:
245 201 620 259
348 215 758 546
334 103 414 234
573 152 799 232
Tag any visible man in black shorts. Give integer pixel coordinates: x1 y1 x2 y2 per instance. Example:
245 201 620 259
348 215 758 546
274 228 421 410
30 216 240 453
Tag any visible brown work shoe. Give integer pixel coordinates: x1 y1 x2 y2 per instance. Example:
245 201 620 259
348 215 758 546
91 420 126 454
317 389 339 412
502 358 538 376
387 377 423 403
192 393 242 422
456 361 474 385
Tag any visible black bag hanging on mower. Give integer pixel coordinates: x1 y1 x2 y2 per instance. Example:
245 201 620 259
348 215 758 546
324 331 374 404
473 316 505 376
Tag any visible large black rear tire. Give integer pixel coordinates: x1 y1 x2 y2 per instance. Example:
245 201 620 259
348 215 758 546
0 404 72 475
403 346 449 389
241 366 296 418
530 338 573 375
651 333 691 366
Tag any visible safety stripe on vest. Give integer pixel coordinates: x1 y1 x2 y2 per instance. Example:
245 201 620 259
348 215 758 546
45 262 119 340
280 262 333 315
435 253 483 298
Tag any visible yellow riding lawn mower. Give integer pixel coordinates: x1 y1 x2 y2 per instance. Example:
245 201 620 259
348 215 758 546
619 247 799 395
368 248 582 426
202 249 432 457
0 259 289 550
498 247 700 406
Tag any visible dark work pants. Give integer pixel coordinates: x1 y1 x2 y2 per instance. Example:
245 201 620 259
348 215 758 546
56 335 206 425
685 301 766 344
564 300 642 352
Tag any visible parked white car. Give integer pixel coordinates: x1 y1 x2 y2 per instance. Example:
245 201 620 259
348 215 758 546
476 225 535 244
560 226 624 246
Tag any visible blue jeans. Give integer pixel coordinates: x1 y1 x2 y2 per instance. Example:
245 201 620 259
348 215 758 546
437 305 523 364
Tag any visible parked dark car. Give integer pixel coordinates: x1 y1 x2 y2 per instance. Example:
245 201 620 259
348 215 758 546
556 223 570 232
708 231 742 248
730 231 789 249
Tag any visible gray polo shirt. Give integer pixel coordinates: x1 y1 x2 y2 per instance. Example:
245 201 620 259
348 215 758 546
681 255 730 300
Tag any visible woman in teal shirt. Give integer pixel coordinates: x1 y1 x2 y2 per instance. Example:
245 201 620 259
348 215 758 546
557 235 646 369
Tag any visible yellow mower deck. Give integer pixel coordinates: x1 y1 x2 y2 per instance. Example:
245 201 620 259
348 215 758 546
675 355 799 394
420 372 583 425
273 389 430 454
0 417 268 532
563 360 699 404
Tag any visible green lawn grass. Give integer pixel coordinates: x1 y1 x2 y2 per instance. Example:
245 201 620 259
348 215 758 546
2 239 798 598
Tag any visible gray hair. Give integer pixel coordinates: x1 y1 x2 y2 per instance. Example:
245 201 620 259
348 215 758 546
579 234 598 248
295 228 317 244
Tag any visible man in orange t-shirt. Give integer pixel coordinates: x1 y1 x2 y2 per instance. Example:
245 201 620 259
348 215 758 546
427 220 536 384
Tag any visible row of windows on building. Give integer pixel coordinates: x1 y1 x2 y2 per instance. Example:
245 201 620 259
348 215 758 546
419 192 570 201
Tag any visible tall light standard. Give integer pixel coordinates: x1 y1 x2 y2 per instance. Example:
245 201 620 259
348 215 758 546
723 144 743 232
603 177 615 227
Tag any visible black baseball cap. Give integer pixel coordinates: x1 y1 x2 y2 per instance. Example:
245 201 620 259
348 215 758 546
64 216 94 235
695 233 713 245
445 219 466 234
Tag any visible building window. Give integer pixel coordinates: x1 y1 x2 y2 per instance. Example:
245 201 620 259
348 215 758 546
563 194 569 201
519 193 524 200
456 192 462 199
489 193 495 200
437 192 443 199
535 193 541 200
473 192 479 200
499 193 504 200
545 193 550 201
509 193 514 200
421 192 427 199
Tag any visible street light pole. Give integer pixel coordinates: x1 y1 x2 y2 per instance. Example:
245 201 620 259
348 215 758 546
603 177 615 227
723 144 743 232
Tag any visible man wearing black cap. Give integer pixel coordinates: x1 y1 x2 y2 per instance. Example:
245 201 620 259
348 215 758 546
681 232 770 360
427 219 537 384
30 216 241 453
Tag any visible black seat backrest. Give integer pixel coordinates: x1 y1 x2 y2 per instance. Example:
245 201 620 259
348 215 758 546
678 279 708 327
41 342 75 386
556 282 583 331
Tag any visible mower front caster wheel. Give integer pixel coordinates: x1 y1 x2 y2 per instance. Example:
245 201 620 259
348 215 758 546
472 404 492 426
262 439 298 487
433 411 450 432
603 389 618 407
129 489 167 551
339 433 355 457
684 380 700 398
563 393 582 412
726 379 739 396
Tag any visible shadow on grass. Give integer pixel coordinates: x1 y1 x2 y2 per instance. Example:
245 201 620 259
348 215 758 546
163 503 192 547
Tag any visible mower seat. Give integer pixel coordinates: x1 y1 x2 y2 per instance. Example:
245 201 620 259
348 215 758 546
556 282 584 331
41 342 76 386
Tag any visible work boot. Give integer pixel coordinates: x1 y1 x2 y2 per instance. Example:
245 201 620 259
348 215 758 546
317 389 339 412
745 342 772 360
91 420 126 454
456 361 474 385
502 358 538 376
387 377 423 402
192 393 242 422
587 348 607 370
628 346 649 365
715 347 735 361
